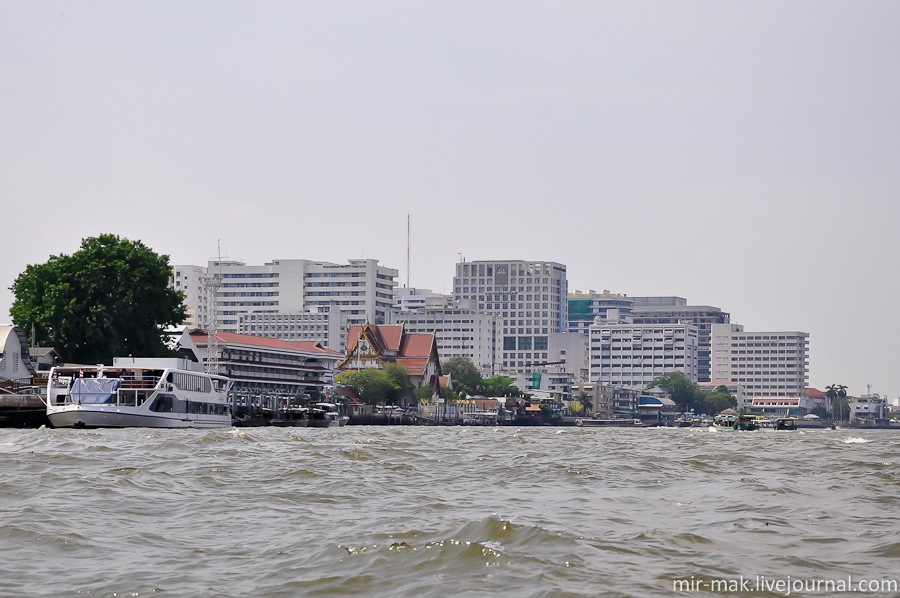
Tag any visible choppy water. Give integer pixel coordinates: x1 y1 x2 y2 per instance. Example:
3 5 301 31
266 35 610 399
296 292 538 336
2 426 899 597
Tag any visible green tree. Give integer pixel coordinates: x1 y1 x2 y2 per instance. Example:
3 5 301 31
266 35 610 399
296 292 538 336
647 371 700 412
335 369 399 406
699 384 737 414
481 375 520 397
441 356 482 396
10 234 186 364
576 389 593 415
384 363 411 404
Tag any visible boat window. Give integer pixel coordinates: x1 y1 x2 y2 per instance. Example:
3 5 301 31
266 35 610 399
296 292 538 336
152 394 175 413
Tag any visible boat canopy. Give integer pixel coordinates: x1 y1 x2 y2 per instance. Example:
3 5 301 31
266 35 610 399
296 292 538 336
71 378 120 404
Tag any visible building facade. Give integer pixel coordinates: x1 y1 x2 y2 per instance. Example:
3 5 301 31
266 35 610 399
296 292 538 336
630 297 730 383
171 258 398 336
238 308 347 353
710 324 809 400
567 290 634 336
588 315 699 389
388 299 499 377
183 329 343 398
452 260 567 375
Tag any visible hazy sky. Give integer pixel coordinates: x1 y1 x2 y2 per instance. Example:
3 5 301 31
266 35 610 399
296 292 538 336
2 2 898 398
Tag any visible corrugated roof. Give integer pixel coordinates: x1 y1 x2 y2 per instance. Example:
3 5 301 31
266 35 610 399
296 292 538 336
191 329 342 356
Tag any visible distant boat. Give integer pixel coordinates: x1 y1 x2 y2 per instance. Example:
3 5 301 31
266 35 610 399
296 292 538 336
712 414 759 431
46 358 232 429
774 417 798 431
308 402 349 427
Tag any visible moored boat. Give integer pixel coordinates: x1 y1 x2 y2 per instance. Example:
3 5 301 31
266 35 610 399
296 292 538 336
308 402 349 427
46 358 232 429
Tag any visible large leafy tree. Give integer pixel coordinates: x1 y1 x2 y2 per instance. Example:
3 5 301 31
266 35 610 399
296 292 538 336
441 356 482 396
10 234 185 364
699 384 737 414
647 371 700 412
335 369 400 406
383 363 411 404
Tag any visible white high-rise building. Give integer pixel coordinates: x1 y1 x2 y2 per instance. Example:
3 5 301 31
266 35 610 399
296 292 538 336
452 260 567 375
170 258 398 336
710 324 809 400
588 314 699 389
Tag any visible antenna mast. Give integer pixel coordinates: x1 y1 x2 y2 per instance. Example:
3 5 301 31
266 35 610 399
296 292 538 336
407 213 411 289
205 241 223 375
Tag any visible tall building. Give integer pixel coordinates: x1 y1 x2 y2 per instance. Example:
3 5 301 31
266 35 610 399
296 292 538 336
710 324 809 400
568 290 634 336
588 313 699 389
170 258 398 336
452 260 567 375
630 297 730 383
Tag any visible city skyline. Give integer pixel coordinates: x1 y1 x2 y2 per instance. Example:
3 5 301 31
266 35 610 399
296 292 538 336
2 2 898 399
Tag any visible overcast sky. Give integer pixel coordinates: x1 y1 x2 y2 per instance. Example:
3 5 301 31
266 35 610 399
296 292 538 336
2 2 898 398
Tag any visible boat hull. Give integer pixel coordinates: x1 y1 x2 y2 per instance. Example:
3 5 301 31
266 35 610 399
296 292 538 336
48 406 230 429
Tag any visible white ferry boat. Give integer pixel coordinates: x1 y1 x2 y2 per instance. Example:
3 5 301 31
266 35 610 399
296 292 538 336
46 358 232 429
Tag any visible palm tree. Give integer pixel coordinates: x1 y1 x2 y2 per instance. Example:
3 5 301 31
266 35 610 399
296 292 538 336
826 384 849 422
577 389 593 416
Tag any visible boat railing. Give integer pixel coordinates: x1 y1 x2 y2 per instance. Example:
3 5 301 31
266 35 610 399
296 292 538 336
116 388 156 407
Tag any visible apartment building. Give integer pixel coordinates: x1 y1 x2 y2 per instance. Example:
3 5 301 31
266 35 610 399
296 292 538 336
588 314 699 389
452 260 567 375
170 258 398 335
710 324 809 399
630 297 730 384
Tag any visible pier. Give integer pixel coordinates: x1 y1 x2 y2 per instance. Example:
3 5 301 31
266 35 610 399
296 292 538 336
0 394 49 427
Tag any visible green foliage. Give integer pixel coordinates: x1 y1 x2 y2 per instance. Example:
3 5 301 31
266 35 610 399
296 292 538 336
568 401 585 416
440 385 460 402
647 371 700 412
699 385 737 414
826 384 849 421
441 356 482 396
10 234 186 364
335 369 399 406
384 363 411 403
481 375 520 397
576 389 593 413
413 385 434 401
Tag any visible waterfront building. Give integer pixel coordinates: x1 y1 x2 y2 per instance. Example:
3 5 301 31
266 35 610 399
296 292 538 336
850 394 889 424
0 325 37 384
452 259 568 375
339 323 441 402
710 324 809 401
388 298 499 377
630 297 730 383
518 370 575 403
567 290 634 336
170 258 398 335
182 329 343 398
588 313 699 389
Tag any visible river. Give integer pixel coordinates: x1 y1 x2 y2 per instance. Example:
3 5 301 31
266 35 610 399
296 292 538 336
2 426 898 597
